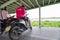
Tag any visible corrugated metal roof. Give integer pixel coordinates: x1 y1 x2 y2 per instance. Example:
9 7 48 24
0 0 60 13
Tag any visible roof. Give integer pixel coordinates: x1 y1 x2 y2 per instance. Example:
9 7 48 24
0 0 60 14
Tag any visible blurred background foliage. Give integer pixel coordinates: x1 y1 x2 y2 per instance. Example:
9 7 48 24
31 20 60 28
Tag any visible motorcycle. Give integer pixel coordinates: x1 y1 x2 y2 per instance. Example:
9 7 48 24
0 14 32 40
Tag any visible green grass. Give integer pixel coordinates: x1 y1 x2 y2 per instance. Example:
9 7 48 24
31 21 39 27
31 20 60 28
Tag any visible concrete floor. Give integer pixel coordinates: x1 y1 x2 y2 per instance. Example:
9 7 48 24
0 27 60 40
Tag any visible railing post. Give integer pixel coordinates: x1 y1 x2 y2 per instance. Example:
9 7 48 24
39 6 41 28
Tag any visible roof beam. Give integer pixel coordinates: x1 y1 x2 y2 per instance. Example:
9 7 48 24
7 6 15 12
8 5 16 10
20 0 31 8
0 0 17 8
8 3 18 9
25 6 27 9
35 0 40 6
28 0 35 7
8 10 15 13
12 4 18 7
15 1 28 9
7 6 15 11
0 1 4 3
8 9 15 12
7 6 15 13
18 1 29 9
42 0 44 6
15 2 22 6
54 0 57 3
48 0 51 4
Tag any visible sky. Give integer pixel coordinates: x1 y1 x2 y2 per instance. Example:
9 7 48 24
10 3 60 20
41 3 60 18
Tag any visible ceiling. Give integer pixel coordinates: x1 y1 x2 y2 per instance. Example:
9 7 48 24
0 0 60 14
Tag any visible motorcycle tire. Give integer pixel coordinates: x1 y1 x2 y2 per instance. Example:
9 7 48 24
9 23 26 40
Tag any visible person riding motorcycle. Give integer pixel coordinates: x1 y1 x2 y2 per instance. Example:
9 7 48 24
16 5 32 29
0 7 8 34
